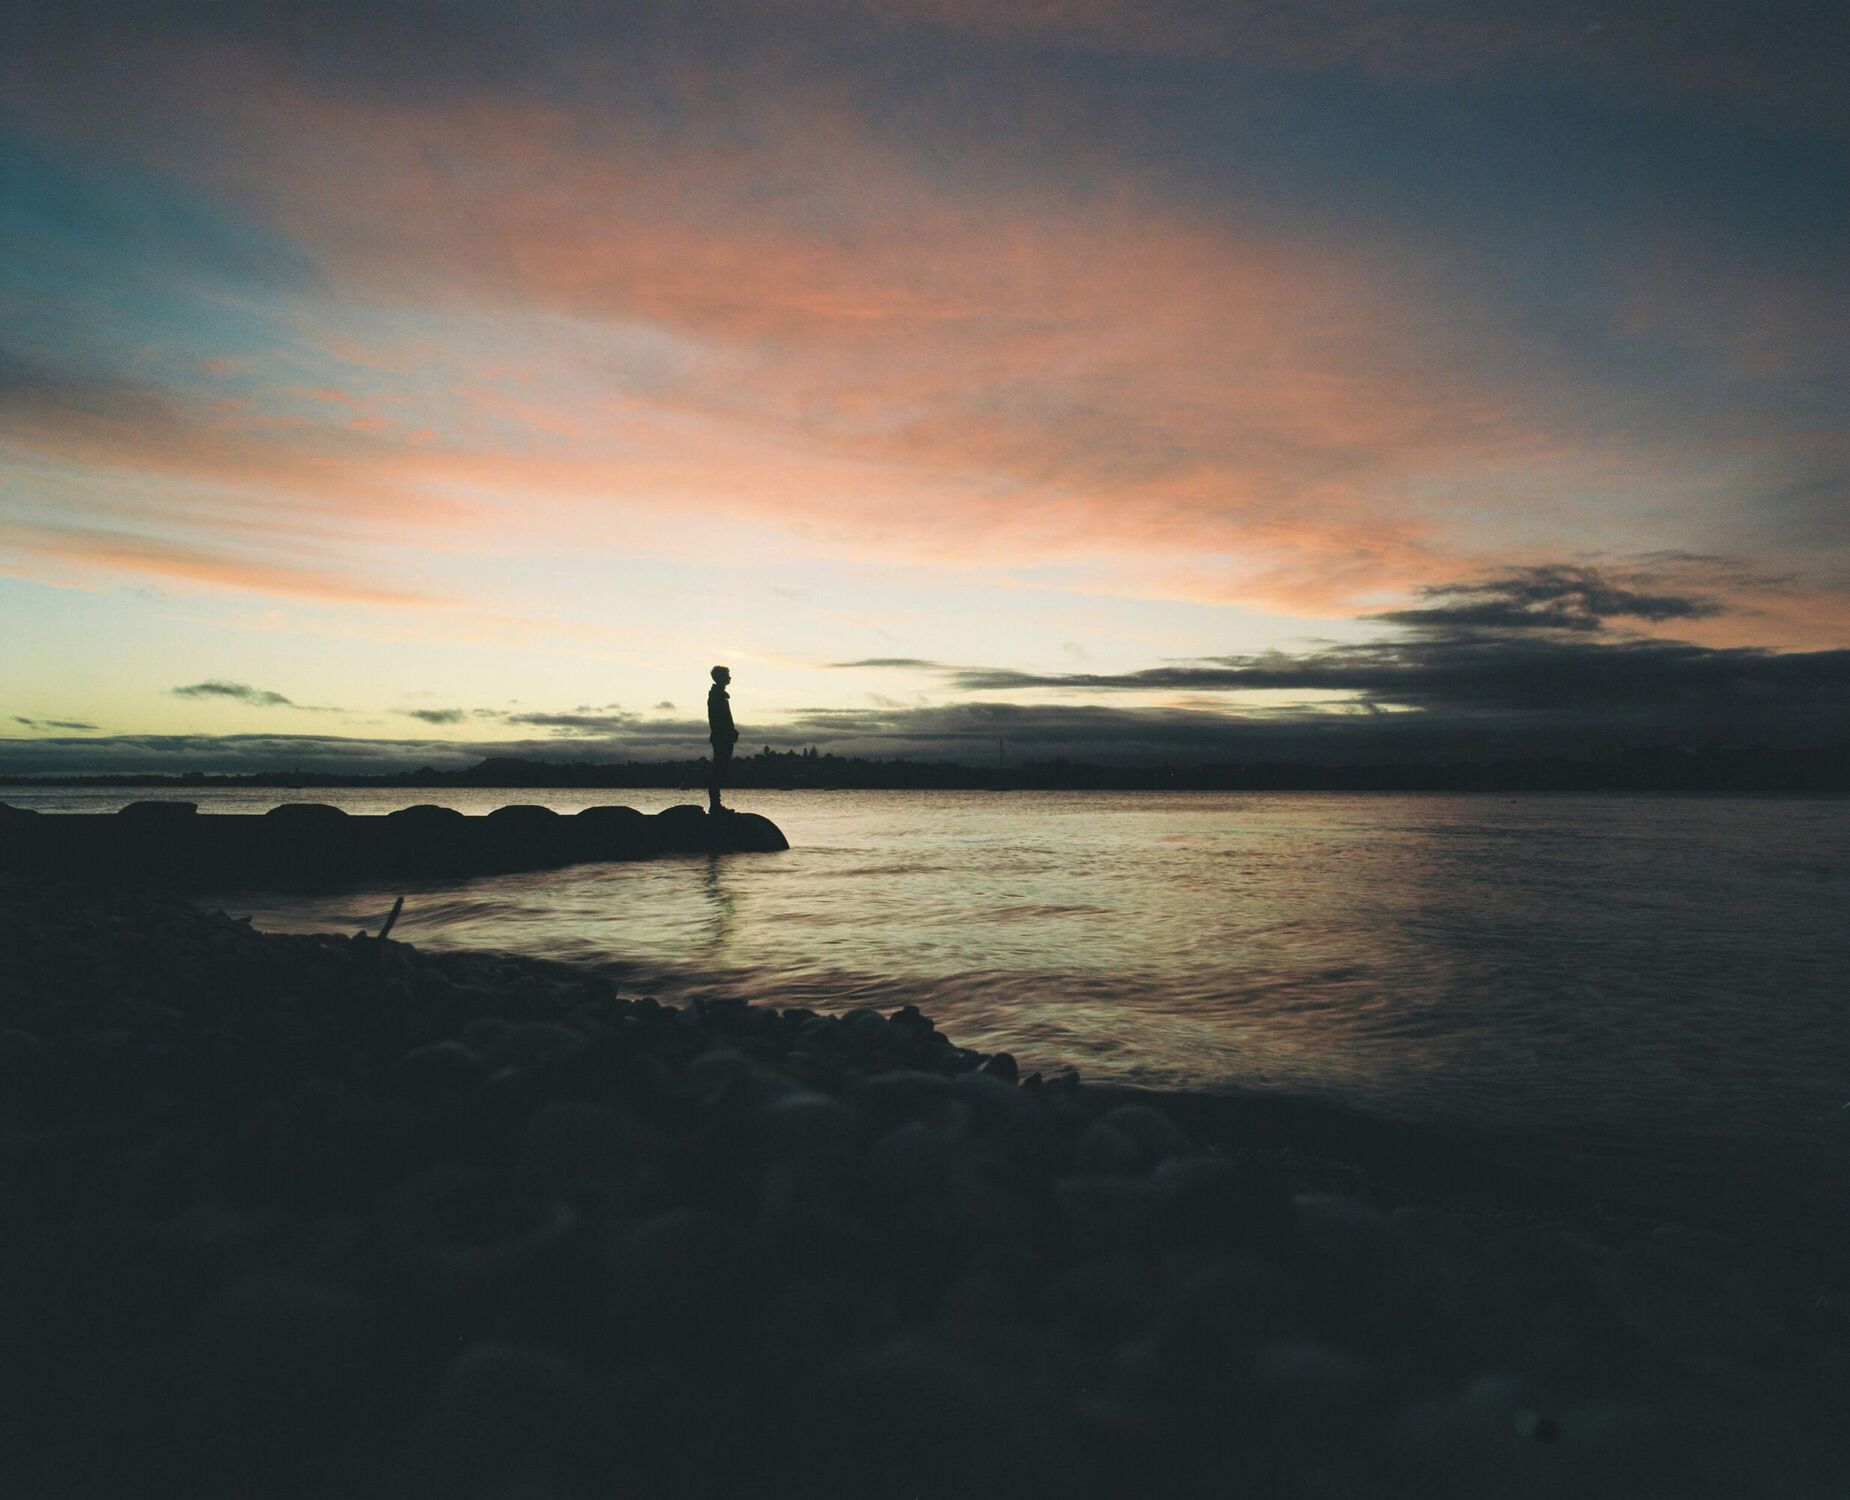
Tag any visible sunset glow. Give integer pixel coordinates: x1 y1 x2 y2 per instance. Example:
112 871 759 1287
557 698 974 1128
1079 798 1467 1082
3 2 1845 770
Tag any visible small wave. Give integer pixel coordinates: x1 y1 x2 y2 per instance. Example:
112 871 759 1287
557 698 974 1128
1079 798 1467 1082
820 862 951 878
987 903 1110 922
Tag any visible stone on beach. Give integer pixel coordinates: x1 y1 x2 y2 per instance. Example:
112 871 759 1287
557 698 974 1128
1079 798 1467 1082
0 874 1845 1499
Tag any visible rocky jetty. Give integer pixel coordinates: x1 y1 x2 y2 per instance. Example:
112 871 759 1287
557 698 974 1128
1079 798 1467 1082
1 876 1845 1499
0 800 788 888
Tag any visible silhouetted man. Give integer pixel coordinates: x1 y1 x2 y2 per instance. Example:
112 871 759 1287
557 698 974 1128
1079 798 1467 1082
707 665 738 813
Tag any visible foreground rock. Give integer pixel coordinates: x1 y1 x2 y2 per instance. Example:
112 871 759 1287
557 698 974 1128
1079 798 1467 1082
0 877 1844 1499
0 800 788 888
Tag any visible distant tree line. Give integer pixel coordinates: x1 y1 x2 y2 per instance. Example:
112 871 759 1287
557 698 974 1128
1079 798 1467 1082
6 742 1849 793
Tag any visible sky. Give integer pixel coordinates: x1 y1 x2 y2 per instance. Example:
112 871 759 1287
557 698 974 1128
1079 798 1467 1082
1 0 1846 771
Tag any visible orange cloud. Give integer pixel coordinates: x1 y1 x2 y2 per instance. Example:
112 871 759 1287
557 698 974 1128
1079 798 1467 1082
2 34 1844 643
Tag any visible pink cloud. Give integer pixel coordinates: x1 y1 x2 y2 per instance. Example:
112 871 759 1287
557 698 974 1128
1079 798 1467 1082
2 34 1845 645
0 521 441 607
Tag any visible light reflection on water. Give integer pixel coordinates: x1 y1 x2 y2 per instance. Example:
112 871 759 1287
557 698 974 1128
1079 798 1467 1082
15 787 1850 1209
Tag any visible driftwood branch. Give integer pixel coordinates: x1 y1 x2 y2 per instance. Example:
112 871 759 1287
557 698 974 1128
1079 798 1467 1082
376 895 405 941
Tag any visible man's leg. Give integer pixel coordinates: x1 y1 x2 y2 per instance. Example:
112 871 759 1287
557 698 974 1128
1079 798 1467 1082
709 742 730 811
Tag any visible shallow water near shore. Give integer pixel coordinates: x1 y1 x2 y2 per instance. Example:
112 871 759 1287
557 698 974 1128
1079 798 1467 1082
14 787 1850 1219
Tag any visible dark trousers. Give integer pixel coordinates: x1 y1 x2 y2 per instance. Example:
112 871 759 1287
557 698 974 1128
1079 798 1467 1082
708 739 733 810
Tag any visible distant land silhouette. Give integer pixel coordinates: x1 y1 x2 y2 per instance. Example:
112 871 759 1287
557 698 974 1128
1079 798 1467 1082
5 743 1848 793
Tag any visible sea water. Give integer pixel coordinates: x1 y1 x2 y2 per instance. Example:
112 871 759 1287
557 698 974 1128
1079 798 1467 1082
12 787 1849 1217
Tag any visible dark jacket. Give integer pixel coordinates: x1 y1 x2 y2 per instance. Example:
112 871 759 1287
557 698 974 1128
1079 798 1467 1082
707 684 737 745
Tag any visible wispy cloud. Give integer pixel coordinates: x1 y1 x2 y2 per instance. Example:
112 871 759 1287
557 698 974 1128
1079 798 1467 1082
504 710 641 736
13 715 98 731
3 520 442 610
171 680 341 711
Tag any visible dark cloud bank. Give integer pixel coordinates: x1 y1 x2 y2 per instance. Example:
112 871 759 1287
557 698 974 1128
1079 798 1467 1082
818 567 1850 762
4 569 1847 777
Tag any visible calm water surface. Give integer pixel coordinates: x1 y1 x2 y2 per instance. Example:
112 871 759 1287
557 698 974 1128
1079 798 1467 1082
15 788 1850 1212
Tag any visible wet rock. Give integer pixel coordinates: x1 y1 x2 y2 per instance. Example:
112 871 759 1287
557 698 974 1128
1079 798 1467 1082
117 799 198 821
387 1168 582 1297
1142 1155 1301 1257
723 810 791 853
750 1092 866 1159
1043 1251 1162 1340
149 1274 386 1493
0 1027 46 1117
685 1046 804 1110
383 804 472 874
1077 1105 1190 1175
605 1209 762 1351
813 1332 1082 1500
388 1040 488 1105
482 804 566 869
758 1276 901 1367
979 1051 1019 1084
756 1151 884 1272
460 1015 513 1052
262 801 349 831
310 1098 444 1203
1246 1336 1377 1409
517 1101 666 1202
840 1007 890 1044
846 1069 961 1131
1054 1173 1166 1243
650 804 713 851
1125 1256 1305 1384
488 1021 584 1071
396 1341 596 1500
937 1266 1019 1324
5 874 1847 1499
954 1068 1034 1125
573 803 645 837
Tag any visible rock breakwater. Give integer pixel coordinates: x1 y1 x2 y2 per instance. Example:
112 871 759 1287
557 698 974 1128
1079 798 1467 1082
0 876 1844 1498
0 800 788 888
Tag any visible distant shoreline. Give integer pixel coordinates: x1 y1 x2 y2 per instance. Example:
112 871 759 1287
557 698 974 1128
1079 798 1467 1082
4 744 1849 795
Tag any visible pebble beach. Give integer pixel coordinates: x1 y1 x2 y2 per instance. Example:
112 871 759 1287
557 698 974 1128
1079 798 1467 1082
2 874 1846 1499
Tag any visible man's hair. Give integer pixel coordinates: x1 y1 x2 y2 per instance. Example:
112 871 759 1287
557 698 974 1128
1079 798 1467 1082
711 665 730 682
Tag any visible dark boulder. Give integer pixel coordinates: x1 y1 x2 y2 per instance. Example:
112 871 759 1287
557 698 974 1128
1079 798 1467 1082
573 804 648 859
651 803 713 852
262 802 350 833
383 804 470 873
725 810 791 852
395 1342 597 1500
261 802 357 883
650 804 791 854
118 799 197 821
482 804 566 869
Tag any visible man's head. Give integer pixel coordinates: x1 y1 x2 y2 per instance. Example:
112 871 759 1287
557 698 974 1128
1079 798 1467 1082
711 665 731 686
